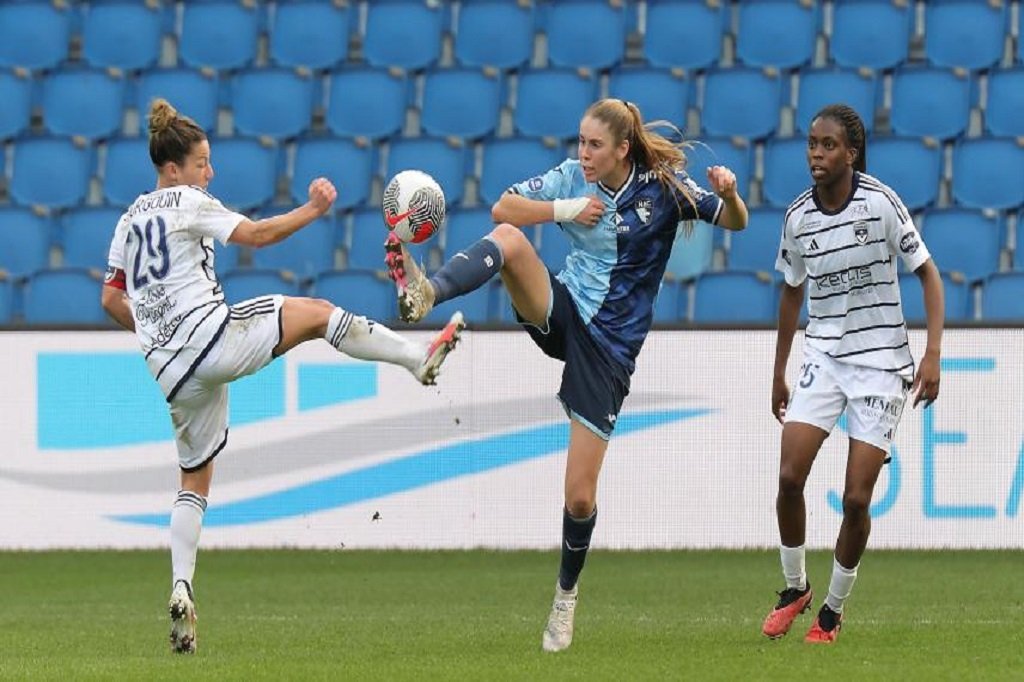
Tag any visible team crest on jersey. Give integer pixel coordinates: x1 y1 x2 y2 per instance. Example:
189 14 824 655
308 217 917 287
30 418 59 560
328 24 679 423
854 221 869 244
635 197 653 225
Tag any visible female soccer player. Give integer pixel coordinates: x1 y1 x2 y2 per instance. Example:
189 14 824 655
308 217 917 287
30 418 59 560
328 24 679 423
762 104 944 643
384 98 749 652
101 99 465 654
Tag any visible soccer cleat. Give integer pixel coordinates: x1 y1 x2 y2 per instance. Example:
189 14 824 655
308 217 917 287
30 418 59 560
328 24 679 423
541 583 578 653
413 311 465 385
804 604 843 644
762 583 812 639
385 233 435 323
168 580 197 654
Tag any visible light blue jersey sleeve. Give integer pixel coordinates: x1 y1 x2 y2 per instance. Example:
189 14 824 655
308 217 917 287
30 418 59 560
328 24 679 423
509 159 579 201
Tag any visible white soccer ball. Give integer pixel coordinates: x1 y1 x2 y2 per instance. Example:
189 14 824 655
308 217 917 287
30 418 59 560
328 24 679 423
381 169 445 244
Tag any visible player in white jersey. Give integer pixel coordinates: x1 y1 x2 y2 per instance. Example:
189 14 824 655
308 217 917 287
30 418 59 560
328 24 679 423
101 99 465 654
762 104 944 644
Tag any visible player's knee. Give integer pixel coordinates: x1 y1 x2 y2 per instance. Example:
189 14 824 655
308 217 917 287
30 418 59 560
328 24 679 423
777 467 807 498
488 223 529 263
841 491 871 519
565 495 596 519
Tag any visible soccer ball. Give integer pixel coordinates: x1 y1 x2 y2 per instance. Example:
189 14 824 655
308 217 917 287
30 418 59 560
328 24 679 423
381 170 445 244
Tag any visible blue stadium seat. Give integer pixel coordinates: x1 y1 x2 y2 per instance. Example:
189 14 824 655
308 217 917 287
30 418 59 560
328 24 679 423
232 69 314 140
250 213 337 279
81 2 162 71
10 138 92 209
0 2 70 70
652 279 682 322
61 207 122 270
442 209 492 261
136 68 218 133
924 1 1006 71
220 269 301 304
514 69 596 140
796 68 877 135
608 68 689 131
0 278 12 323
684 137 753 201
538 223 572 272
899 271 969 323
269 1 351 70
701 68 781 139
420 69 501 140
952 138 1024 210
292 137 373 210
985 68 1024 137
870 137 942 212
981 273 1024 321
736 0 817 69
643 0 725 70
364 1 444 71
454 0 533 70
665 224 713 281
479 138 563 207
310 270 396 322
387 138 467 207
23 268 107 325
179 2 258 70
0 70 32 140
890 67 970 140
0 207 51 277
423 281 493 326
326 69 408 140
693 271 778 323
42 69 125 140
215 242 242 273
347 208 431 272
762 137 812 208
545 1 625 70
103 137 153 206
921 208 1001 283
206 138 278 211
728 208 784 274
830 0 911 71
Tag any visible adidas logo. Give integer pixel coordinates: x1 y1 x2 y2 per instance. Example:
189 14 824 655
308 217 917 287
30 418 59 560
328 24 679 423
809 238 820 250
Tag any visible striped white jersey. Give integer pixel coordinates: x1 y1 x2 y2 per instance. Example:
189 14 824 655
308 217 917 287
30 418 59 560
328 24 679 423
775 172 931 378
107 185 245 400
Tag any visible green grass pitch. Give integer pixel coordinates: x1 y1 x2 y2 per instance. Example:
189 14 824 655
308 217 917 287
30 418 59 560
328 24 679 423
0 550 1019 680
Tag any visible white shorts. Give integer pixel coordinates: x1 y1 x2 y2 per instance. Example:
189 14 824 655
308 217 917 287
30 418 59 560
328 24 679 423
169 296 283 470
786 346 910 454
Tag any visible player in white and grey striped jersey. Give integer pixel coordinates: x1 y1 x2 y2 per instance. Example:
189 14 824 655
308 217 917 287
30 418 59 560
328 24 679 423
101 99 465 654
762 105 944 644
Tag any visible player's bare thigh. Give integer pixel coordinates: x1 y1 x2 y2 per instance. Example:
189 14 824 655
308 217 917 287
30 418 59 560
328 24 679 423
489 223 551 326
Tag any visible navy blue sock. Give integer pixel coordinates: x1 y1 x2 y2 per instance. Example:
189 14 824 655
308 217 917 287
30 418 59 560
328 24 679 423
558 507 597 591
428 237 503 306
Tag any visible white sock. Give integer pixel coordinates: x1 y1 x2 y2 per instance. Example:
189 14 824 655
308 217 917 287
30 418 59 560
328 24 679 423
170 490 206 590
780 544 807 591
325 307 422 371
824 556 859 613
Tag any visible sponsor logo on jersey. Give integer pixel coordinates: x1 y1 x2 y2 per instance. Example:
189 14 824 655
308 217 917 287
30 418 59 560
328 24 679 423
900 232 920 255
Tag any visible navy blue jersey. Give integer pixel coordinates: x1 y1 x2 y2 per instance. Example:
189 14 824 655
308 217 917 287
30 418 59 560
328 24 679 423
511 159 722 373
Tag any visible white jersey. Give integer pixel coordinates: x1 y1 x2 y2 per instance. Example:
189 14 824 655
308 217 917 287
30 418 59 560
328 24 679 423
775 172 931 379
107 185 245 400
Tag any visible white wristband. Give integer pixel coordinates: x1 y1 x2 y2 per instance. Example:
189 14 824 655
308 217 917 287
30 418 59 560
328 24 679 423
553 197 590 223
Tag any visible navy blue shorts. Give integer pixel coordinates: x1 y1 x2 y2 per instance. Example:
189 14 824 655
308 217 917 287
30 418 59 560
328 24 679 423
515 271 630 439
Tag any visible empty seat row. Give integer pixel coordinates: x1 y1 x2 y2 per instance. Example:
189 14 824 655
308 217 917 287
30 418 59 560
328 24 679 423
0 1 1015 74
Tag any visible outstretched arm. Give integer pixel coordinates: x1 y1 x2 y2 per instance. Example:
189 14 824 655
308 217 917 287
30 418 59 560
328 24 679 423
912 258 944 408
229 177 337 248
706 165 748 231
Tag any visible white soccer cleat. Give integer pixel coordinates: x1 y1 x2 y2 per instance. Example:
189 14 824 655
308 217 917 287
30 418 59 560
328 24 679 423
168 580 197 654
542 583 578 653
413 311 465 386
384 233 436 323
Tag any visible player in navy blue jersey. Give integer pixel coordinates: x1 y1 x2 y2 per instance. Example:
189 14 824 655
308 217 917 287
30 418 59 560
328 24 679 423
762 104 943 644
384 98 748 651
